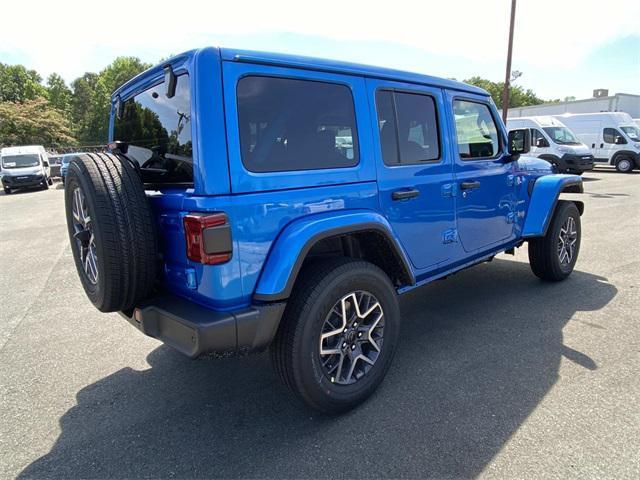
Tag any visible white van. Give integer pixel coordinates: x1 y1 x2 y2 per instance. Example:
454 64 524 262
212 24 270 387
506 116 594 174
0 145 53 194
553 112 640 173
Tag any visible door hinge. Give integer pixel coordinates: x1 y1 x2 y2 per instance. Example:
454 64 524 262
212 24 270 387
441 183 458 197
442 228 458 244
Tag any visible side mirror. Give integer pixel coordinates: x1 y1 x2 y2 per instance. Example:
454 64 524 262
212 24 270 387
508 129 530 156
615 135 626 145
43 161 49 167
536 138 549 148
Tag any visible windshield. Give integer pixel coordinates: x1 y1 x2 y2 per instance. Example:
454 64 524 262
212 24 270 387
1 154 41 169
542 127 581 145
620 126 640 141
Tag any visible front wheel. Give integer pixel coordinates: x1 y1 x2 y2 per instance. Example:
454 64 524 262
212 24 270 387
615 156 634 173
271 257 400 414
3 186 10 194
528 201 581 281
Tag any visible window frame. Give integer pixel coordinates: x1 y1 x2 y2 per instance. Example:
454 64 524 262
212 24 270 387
451 97 503 161
375 87 442 167
235 74 361 174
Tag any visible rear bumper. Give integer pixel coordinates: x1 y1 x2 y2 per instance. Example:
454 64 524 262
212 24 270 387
561 153 594 172
119 294 286 358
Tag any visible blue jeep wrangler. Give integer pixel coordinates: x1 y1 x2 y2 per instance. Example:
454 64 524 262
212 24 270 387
65 47 583 413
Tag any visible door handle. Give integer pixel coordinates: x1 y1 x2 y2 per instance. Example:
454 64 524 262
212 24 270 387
591 143 595 148
600 143 604 148
460 180 481 191
391 188 420 200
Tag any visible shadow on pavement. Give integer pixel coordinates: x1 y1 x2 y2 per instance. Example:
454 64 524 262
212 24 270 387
19 259 616 479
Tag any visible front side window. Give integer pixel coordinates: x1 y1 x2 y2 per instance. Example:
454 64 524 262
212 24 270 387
114 74 192 184
375 90 440 166
543 126 580 145
453 100 500 159
603 127 626 144
237 76 359 173
1 154 40 169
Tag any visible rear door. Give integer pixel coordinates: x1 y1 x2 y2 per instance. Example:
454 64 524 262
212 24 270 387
367 79 456 270
448 93 516 252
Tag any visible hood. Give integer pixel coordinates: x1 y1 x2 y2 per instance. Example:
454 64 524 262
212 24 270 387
515 155 554 174
1 165 44 176
557 144 590 155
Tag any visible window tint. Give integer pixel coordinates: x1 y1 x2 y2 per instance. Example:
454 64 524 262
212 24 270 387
375 90 440 165
114 74 192 184
603 127 625 144
453 100 500 159
375 90 399 164
237 76 358 173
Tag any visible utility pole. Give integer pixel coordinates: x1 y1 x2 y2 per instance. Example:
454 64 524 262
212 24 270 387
501 0 517 122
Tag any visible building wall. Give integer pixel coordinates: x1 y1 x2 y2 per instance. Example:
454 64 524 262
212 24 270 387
508 94 640 119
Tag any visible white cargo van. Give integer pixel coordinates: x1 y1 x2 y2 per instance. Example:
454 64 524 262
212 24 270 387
506 116 594 174
553 112 640 173
0 145 53 194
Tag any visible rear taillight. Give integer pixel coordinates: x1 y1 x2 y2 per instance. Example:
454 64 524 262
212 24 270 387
183 213 232 265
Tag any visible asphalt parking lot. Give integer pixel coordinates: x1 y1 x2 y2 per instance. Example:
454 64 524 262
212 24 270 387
1 170 638 479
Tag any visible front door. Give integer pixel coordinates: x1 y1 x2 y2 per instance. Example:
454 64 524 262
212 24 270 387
448 94 516 253
368 79 456 270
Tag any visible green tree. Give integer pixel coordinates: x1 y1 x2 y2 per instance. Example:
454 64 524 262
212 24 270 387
70 57 151 144
46 73 72 112
463 76 544 109
0 98 76 146
0 63 48 102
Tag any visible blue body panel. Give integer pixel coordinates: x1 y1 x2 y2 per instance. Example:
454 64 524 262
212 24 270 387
522 174 583 237
108 47 582 313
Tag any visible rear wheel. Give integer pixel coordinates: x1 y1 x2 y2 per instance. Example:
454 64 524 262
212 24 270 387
615 156 634 173
41 177 49 190
271 257 400 414
65 152 158 312
528 201 581 281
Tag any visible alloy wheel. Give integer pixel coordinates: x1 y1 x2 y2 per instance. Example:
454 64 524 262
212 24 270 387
71 186 98 284
319 291 385 385
557 216 577 266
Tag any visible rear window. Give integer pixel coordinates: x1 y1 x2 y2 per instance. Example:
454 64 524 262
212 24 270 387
113 74 193 185
237 76 359 173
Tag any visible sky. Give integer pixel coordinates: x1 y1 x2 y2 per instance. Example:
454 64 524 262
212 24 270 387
1 0 638 101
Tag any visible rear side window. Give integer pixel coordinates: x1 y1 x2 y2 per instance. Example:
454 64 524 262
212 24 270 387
237 76 359 173
113 74 193 184
453 100 500 159
375 90 440 165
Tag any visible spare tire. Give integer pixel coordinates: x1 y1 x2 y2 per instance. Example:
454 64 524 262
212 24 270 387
64 152 158 312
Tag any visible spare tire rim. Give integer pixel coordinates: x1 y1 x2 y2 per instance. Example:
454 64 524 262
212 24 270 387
558 216 577 266
319 291 385 385
72 186 98 285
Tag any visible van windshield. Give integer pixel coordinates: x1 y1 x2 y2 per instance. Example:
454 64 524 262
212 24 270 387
1 154 41 169
542 127 581 145
620 126 640 141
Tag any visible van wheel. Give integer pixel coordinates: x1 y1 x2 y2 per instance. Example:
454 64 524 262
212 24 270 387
3 187 10 194
528 201 581 281
41 177 49 190
615 156 634 173
270 257 400 414
47 177 54 186
64 152 158 312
